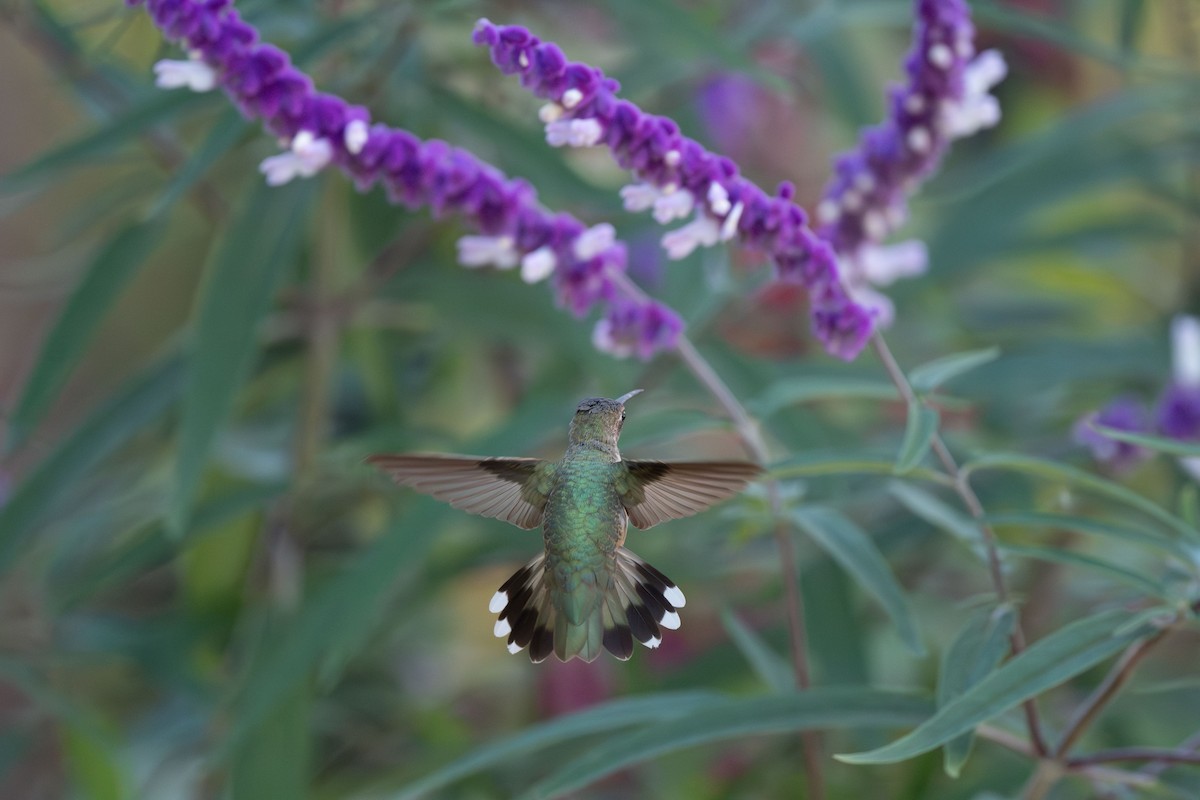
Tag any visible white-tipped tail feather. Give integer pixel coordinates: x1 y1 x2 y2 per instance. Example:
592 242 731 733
488 590 508 614
488 548 687 662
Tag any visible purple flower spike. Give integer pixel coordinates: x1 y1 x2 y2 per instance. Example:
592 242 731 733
816 0 1005 318
1074 397 1151 473
473 19 876 361
132 0 688 358
593 299 685 360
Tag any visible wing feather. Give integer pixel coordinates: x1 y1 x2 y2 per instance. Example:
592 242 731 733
367 454 553 529
618 460 762 529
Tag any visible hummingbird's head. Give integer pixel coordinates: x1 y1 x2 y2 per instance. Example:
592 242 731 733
568 390 642 449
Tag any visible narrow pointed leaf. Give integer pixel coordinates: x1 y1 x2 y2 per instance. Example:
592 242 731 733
770 451 949 485
1181 484 1200 530
837 608 1151 765
964 454 1199 543
148 111 250 216
230 684 310 800
52 481 287 611
529 689 932 799
721 609 793 692
938 606 1016 777
888 482 985 553
171 181 314 535
984 511 1190 560
1091 425 1200 458
62 724 125 800
896 404 939 473
0 356 184 573
388 692 722 800
1000 543 1167 599
5 219 166 453
222 504 440 758
791 506 924 655
2 91 211 191
1116 0 1146 54
909 347 1001 393
753 376 898 417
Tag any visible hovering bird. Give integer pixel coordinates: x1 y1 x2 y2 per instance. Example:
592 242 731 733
367 390 761 663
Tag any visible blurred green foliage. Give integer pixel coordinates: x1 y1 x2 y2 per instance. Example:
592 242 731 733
1 0 1198 798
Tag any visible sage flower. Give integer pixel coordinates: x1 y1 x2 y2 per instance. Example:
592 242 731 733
130 0 682 359
473 19 875 360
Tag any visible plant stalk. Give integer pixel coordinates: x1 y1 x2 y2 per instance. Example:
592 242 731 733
869 330 1049 756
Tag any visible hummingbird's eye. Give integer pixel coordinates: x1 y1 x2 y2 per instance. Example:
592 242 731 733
620 411 626 421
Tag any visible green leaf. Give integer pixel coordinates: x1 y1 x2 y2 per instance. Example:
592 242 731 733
791 506 924 656
221 504 439 759
62 723 125 800
972 0 1144 69
963 454 1200 543
896 404 939 473
1 90 212 191
387 692 722 800
937 606 1016 777
529 689 933 799
171 181 315 535
888 482 985 553
0 356 184 573
720 609 794 692
837 608 1151 765
52 482 287 611
909 347 1001 393
770 451 950 486
984 511 1191 561
1091 425 1200 458
229 683 310 800
1181 484 1200 530
147 111 250 217
5 219 166 454
1116 0 1146 54
752 376 898 417
1000 543 1168 599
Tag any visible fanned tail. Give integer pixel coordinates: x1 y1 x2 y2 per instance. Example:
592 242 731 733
489 548 686 663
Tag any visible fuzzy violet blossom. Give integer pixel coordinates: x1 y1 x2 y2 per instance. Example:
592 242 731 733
1073 397 1152 474
473 2 1004 355
816 0 1006 324
131 0 681 360
1076 317 1200 478
473 20 878 360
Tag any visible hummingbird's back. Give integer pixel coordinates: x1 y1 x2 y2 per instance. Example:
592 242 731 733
540 456 626 661
492 453 686 663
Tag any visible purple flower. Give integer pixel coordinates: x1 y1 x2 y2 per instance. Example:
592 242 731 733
1074 397 1151 473
592 299 684 360
1157 384 1200 441
473 19 876 361
131 0 685 358
816 0 1004 318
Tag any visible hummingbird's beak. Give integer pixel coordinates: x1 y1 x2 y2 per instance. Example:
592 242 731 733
615 389 644 405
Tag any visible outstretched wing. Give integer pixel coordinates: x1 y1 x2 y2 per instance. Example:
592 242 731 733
616 460 762 529
367 454 555 530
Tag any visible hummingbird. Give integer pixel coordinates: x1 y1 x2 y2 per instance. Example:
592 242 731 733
367 390 761 663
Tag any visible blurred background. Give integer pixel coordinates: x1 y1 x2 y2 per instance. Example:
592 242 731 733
0 0 1198 797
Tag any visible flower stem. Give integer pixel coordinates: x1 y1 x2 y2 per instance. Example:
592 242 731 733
1069 747 1200 768
672 333 825 800
1054 626 1172 758
619 273 824 799
869 330 1049 756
